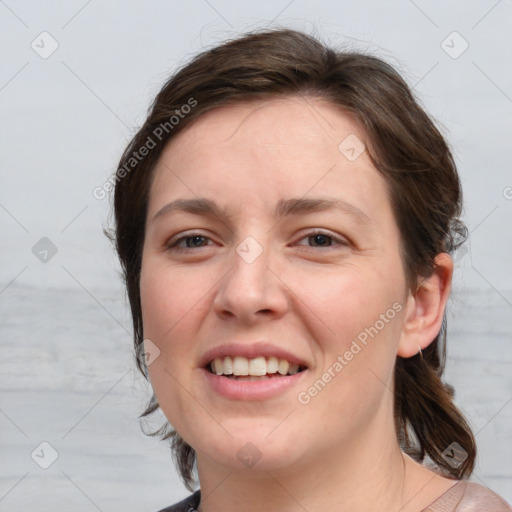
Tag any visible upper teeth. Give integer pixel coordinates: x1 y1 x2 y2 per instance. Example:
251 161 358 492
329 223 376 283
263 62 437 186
210 356 301 376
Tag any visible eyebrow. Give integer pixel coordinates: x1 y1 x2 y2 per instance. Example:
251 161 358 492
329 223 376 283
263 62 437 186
152 197 371 225
275 197 371 223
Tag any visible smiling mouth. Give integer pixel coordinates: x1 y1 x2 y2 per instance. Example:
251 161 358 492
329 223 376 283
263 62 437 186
207 355 307 380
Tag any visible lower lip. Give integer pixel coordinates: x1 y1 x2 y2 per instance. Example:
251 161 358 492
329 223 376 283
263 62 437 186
202 368 308 400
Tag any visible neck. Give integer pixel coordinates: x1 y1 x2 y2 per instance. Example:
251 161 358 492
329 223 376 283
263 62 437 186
195 422 420 512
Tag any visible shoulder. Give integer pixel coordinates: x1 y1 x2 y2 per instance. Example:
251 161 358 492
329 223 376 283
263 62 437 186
156 490 201 512
425 480 512 511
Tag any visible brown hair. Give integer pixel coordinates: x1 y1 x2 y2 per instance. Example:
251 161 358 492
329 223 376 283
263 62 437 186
109 28 475 490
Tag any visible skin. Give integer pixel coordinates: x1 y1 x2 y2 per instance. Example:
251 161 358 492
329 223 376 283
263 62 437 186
140 96 456 512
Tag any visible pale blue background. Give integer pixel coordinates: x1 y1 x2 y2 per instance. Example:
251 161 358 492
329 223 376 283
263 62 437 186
1 1 511 510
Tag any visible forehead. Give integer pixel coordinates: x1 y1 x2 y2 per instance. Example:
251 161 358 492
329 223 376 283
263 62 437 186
164 96 365 155
148 96 391 222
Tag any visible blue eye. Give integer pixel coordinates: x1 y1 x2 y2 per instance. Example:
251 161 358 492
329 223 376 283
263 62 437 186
170 234 212 251
167 230 347 253
296 230 347 249
184 235 209 248
305 233 333 247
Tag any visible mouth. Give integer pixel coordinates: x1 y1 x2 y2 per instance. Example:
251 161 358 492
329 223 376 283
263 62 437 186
206 355 307 381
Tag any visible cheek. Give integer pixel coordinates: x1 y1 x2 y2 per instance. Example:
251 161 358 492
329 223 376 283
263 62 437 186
290 260 405 406
140 260 210 341
287 260 405 343
139 258 223 422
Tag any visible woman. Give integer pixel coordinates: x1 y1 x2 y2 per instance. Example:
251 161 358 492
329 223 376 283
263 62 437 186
109 29 511 511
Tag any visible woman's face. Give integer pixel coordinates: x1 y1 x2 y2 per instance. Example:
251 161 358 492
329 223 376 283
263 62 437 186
140 96 411 473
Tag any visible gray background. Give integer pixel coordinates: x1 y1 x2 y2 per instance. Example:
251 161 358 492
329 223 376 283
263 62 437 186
1 0 511 510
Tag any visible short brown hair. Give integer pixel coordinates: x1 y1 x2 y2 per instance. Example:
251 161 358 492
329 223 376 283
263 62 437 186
109 28 475 490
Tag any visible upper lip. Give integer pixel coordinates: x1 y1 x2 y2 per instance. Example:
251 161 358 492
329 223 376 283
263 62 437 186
199 342 309 369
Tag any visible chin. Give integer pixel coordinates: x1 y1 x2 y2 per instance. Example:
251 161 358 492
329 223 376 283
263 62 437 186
189 423 306 472
201 442 305 473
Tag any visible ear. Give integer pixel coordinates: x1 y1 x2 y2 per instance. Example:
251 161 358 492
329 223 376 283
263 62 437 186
397 253 453 358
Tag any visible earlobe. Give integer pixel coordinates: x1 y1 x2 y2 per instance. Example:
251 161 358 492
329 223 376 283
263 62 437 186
397 253 453 358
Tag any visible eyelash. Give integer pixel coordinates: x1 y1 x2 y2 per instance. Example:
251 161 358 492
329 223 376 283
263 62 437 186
167 230 348 253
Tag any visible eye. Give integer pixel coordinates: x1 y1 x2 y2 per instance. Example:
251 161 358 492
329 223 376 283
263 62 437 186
167 233 214 252
295 230 348 249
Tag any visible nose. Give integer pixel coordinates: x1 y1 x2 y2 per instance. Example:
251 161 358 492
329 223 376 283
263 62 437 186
212 237 289 324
